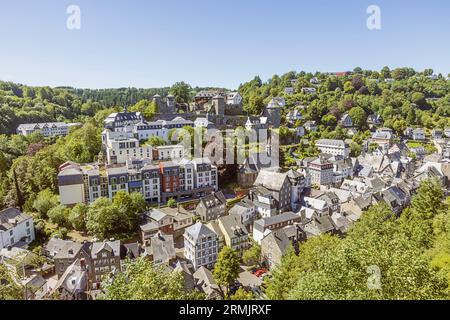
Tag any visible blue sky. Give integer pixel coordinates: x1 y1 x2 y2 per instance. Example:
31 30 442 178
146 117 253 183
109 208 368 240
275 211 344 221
0 0 449 89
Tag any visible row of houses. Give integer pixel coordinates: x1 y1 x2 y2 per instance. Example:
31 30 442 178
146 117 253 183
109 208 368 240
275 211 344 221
58 157 218 206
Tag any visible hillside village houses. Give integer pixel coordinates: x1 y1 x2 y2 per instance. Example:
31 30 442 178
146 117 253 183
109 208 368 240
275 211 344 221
7 92 450 300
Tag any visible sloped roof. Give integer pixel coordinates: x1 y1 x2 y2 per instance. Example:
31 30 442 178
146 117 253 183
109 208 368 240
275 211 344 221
254 170 288 191
148 233 175 264
91 240 121 258
262 229 291 254
0 208 32 231
185 222 217 242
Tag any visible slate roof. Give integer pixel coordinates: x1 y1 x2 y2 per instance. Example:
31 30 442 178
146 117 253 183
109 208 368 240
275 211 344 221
316 139 347 148
0 208 32 231
199 191 227 209
254 212 300 229
217 215 248 239
185 222 217 242
262 229 291 254
254 170 288 192
91 240 121 258
147 233 175 264
53 259 88 295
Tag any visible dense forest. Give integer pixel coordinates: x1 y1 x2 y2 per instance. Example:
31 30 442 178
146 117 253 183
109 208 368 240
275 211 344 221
239 67 450 130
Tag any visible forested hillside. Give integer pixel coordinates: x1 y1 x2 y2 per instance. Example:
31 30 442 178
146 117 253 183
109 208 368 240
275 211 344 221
239 67 450 131
0 80 226 135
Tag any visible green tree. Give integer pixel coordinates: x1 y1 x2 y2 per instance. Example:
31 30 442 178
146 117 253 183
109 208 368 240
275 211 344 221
266 236 339 300
242 242 261 266
267 204 449 300
32 189 59 219
411 92 427 108
348 106 367 130
86 198 123 239
307 205 445 299
101 258 203 300
146 136 166 147
321 114 337 127
400 178 447 248
0 264 23 300
169 82 192 104
167 198 177 208
130 100 158 120
213 246 241 298
381 66 391 79
47 204 70 227
68 203 88 231
230 287 254 300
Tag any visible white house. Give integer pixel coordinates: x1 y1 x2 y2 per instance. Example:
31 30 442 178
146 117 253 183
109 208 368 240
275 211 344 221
412 128 426 141
444 128 450 138
0 208 35 249
284 87 295 95
302 87 317 94
310 77 320 85
340 113 353 128
229 199 256 229
194 117 214 129
295 126 305 137
315 139 350 158
183 222 218 270
227 92 243 105
304 121 317 132
156 144 186 161
286 109 303 123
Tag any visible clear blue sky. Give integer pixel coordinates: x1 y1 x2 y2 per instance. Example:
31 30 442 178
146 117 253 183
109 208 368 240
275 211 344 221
0 0 449 89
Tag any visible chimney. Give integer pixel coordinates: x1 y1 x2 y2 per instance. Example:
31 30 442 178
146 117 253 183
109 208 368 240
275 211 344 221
80 258 86 271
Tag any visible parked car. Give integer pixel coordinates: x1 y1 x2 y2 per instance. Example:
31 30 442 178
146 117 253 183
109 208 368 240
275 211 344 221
254 269 268 278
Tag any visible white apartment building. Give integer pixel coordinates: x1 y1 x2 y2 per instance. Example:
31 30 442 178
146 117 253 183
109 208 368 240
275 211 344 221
16 122 81 137
105 132 153 165
0 208 35 249
157 145 186 161
132 120 168 141
192 158 218 190
315 139 350 158
183 222 218 270
178 158 195 191
133 118 194 142
307 157 334 186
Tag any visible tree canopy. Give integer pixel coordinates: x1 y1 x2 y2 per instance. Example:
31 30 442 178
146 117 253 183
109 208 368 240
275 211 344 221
101 258 203 300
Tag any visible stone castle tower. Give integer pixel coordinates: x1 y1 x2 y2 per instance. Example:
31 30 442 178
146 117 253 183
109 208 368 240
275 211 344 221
212 95 225 116
265 99 281 128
